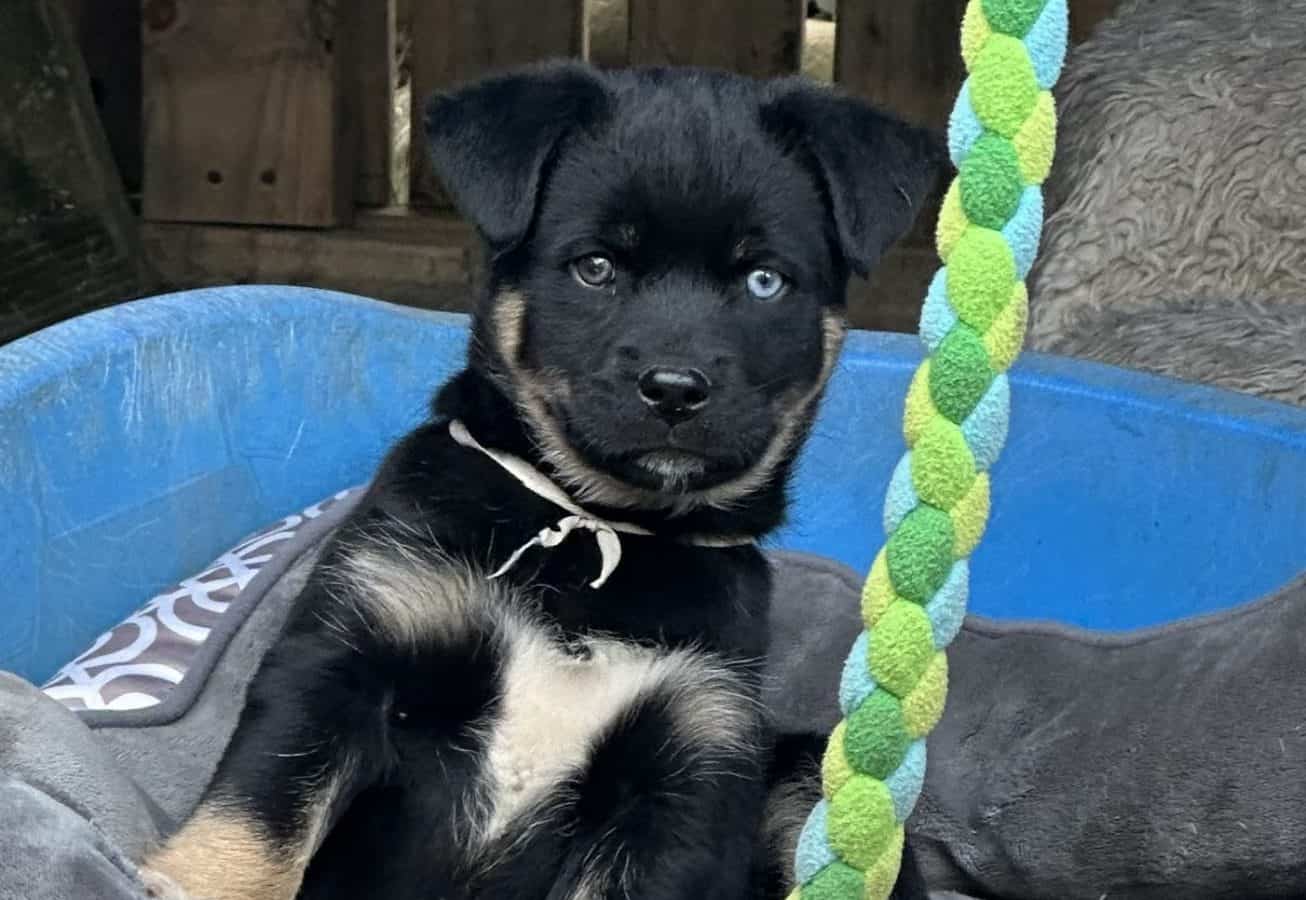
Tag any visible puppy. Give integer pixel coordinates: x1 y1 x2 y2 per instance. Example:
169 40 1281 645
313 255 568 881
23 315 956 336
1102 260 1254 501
142 62 940 900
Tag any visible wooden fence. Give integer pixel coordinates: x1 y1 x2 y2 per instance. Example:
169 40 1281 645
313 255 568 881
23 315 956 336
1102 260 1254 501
120 0 1118 331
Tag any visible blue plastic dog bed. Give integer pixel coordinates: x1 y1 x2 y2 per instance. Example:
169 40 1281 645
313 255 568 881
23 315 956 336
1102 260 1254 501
2 285 1305 683
3 285 1306 900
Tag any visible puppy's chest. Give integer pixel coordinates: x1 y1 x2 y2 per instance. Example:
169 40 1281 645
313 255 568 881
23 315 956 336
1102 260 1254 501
337 515 767 877
492 528 756 647
423 469 754 642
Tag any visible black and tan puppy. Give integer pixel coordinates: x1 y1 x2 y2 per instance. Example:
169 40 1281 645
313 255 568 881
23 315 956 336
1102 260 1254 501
142 62 940 900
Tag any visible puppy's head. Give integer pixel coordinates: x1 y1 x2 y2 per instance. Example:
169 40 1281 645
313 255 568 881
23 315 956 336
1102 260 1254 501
427 63 940 512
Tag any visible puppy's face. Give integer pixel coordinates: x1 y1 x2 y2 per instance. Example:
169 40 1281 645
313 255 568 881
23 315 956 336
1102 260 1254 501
428 65 939 510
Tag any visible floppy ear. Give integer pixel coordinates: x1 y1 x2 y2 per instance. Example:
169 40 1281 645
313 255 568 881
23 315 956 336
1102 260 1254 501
762 81 946 277
424 62 609 252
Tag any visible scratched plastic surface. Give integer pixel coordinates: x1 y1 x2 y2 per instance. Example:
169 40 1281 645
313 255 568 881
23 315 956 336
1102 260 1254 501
2 286 1304 681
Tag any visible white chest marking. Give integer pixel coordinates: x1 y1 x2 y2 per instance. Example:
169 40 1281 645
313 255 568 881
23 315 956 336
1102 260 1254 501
482 633 661 841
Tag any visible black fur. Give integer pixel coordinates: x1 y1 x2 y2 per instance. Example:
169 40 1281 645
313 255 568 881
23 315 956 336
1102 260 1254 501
149 62 940 900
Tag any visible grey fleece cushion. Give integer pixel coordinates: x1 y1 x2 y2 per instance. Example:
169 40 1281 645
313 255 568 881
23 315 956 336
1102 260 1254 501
0 672 163 859
0 777 148 900
0 674 162 900
769 553 1306 900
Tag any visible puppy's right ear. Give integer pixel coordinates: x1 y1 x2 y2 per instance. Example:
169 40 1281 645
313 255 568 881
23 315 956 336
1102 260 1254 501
424 62 609 253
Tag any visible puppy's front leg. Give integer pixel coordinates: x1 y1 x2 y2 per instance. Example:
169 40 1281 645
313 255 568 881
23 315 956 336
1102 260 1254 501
144 594 376 900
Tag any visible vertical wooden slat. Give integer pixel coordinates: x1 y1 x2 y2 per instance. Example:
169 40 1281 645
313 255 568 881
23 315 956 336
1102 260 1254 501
836 0 1123 129
835 0 968 132
627 0 805 77
342 0 396 208
831 0 959 331
408 0 585 208
589 0 630 69
142 0 353 226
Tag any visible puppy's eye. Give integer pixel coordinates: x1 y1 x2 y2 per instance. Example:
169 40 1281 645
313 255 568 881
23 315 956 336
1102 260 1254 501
571 254 616 288
745 268 787 301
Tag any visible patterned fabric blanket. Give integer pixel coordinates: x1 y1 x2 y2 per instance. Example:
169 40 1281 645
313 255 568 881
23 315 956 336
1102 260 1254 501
42 490 358 718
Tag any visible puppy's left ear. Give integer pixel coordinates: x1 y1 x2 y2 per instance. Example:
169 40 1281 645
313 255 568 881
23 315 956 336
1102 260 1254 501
425 61 610 253
762 81 946 277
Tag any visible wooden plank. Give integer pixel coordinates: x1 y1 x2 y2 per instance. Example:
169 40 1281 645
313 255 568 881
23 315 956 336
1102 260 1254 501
837 0 1125 129
142 0 354 227
835 0 968 132
850 244 937 333
341 0 396 207
139 207 924 333
833 0 958 332
0 0 149 344
408 0 585 208
589 0 630 69
391 0 413 207
140 211 481 311
627 0 805 77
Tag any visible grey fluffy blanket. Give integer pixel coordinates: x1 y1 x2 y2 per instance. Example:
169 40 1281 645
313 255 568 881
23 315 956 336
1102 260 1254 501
1029 0 1306 406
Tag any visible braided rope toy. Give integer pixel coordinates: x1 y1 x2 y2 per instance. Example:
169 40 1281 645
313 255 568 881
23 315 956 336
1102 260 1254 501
790 1 1068 897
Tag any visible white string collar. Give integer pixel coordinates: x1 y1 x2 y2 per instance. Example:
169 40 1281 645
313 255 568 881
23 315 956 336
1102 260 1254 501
448 419 755 589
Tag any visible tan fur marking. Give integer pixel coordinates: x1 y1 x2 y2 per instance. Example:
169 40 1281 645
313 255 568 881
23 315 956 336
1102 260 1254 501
492 289 528 362
330 540 504 652
490 290 846 513
143 808 300 900
143 709 355 899
655 651 762 758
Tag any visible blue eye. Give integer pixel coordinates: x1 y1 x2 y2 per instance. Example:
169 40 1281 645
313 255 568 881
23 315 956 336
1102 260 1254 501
746 268 786 301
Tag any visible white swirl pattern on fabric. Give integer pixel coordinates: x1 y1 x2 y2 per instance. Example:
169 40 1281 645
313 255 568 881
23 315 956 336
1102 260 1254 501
42 489 357 713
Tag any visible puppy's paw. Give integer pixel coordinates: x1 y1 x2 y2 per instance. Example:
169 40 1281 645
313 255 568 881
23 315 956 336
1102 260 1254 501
137 866 193 900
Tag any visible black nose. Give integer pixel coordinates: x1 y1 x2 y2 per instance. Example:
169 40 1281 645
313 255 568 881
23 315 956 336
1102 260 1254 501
638 367 711 424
